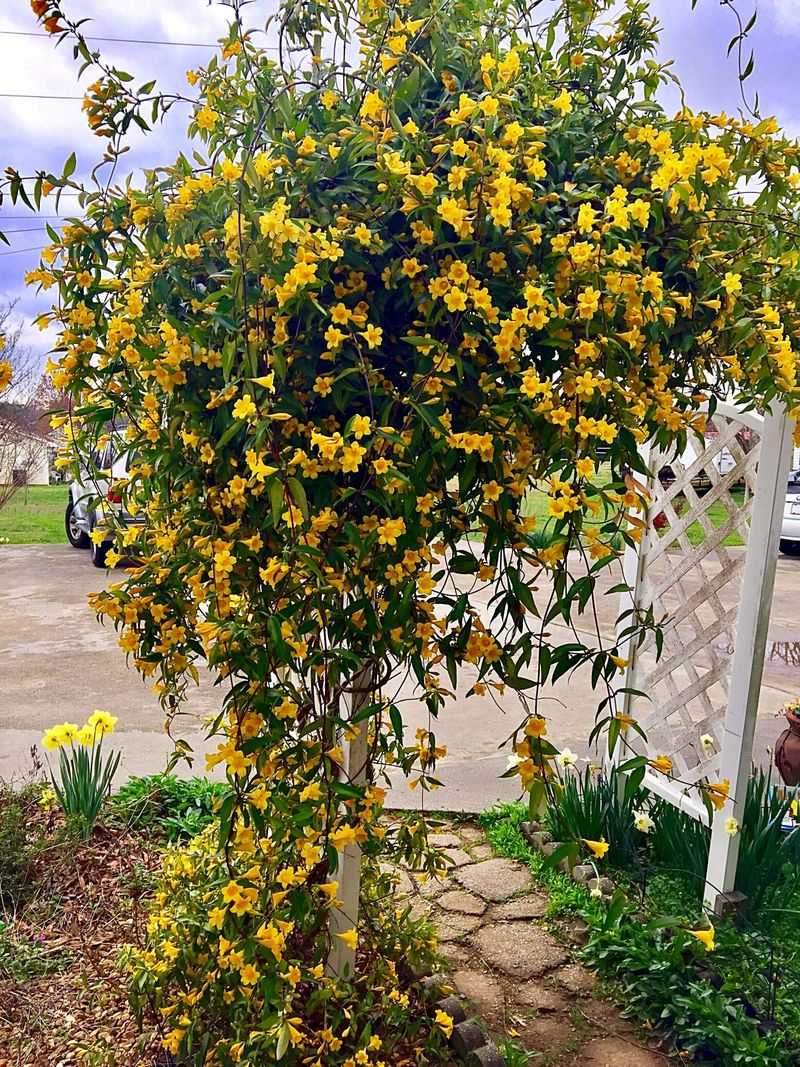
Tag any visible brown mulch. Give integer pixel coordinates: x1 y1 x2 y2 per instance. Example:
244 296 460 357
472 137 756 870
0 817 162 1067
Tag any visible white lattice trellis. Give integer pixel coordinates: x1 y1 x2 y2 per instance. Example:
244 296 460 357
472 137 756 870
614 400 793 907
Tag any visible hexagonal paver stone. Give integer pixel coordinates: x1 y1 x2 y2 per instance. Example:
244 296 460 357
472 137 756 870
451 968 504 1017
554 962 597 995
519 1014 578 1054
439 942 471 966
416 875 451 900
457 824 485 844
429 832 463 848
436 911 484 942
466 844 493 861
489 893 547 920
443 847 474 867
516 980 569 1013
471 922 567 979
580 1037 665 1066
455 859 531 903
439 889 487 916
408 898 432 921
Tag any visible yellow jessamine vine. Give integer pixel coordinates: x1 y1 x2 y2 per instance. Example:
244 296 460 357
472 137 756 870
19 0 800 1061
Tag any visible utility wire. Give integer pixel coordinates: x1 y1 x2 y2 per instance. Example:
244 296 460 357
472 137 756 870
0 90 195 101
0 92 83 99
0 29 218 47
0 29 278 50
0 245 47 256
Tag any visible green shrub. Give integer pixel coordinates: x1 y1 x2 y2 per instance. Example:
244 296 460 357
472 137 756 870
648 798 710 884
584 919 791 1065
126 826 446 1065
110 774 229 840
737 768 800 913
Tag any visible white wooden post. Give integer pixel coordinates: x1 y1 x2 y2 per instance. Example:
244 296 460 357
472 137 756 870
704 405 793 909
608 445 653 769
326 666 372 977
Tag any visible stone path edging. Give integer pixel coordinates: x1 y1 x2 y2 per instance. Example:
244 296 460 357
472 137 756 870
520 820 616 899
421 976 504 1066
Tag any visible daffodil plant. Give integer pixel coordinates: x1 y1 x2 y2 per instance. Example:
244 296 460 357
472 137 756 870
14 0 800 1060
42 711 120 838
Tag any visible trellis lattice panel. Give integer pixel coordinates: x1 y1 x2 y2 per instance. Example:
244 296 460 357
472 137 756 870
619 409 763 792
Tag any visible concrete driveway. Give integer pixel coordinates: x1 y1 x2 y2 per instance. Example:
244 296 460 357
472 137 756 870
1 543 798 809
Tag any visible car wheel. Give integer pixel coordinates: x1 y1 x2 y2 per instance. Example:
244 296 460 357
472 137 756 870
65 497 90 548
779 539 800 556
89 517 109 568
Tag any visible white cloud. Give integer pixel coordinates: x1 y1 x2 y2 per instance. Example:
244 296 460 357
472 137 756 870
765 0 800 31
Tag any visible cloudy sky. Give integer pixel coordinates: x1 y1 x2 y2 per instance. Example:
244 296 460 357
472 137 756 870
1 0 799 363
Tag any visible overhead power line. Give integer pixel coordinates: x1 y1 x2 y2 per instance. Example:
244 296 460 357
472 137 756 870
0 92 83 99
0 245 47 256
0 29 218 47
0 226 56 233
0 29 278 51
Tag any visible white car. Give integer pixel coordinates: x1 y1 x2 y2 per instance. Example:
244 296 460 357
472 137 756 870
65 444 141 567
780 471 800 556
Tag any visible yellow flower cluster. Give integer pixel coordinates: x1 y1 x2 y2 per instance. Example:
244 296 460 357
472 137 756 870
42 709 118 750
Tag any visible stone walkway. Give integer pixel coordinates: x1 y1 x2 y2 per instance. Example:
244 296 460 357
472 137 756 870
396 822 673 1066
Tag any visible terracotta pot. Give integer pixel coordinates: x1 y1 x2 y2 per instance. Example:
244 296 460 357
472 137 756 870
775 710 800 785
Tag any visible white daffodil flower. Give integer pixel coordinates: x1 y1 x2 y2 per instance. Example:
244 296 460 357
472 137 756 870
633 809 654 833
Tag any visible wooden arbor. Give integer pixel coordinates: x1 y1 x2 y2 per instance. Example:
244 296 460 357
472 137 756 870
613 401 794 909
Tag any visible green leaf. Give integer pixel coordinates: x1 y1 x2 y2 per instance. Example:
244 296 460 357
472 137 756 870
276 1022 290 1060
287 477 309 521
542 840 578 871
389 704 404 744
528 778 547 819
615 756 648 774
508 566 538 614
221 340 236 380
607 716 621 758
215 419 242 449
603 888 628 929
609 60 626 95
63 152 77 178
269 480 284 528
408 399 446 435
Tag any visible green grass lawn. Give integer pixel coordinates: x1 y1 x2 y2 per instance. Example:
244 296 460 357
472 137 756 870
517 478 746 549
0 485 67 544
681 488 745 547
